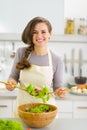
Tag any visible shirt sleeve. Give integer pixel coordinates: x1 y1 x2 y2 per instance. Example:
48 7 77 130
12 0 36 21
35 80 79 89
8 47 24 82
52 56 64 91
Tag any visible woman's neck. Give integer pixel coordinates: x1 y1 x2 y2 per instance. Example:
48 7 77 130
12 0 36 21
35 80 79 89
34 47 48 56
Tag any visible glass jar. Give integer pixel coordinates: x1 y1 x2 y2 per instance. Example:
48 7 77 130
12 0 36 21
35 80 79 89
65 18 75 34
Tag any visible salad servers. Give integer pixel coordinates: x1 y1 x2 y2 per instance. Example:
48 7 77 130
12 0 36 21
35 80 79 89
0 80 68 98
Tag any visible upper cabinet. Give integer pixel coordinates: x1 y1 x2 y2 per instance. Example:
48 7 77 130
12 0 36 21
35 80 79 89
64 0 87 18
64 0 87 35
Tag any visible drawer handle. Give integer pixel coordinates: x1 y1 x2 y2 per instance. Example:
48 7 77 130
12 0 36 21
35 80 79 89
0 105 8 107
77 106 87 109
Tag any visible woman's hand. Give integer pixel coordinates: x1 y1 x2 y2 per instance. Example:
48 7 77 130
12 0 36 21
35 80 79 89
54 88 67 98
6 78 17 91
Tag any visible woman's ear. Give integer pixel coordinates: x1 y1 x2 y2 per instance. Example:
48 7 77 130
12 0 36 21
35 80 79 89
48 31 52 39
50 31 52 36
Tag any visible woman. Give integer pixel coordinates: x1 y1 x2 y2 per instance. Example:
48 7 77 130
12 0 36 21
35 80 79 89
6 17 66 117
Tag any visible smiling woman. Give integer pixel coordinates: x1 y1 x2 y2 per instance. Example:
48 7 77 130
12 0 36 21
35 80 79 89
5 16 66 118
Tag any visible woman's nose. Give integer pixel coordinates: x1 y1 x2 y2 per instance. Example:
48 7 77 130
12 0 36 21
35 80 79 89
37 32 42 37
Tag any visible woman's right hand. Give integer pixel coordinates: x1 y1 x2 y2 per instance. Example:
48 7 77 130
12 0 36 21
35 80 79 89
54 88 67 98
6 78 17 91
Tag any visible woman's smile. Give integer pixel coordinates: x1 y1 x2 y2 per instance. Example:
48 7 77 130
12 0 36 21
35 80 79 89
32 23 51 47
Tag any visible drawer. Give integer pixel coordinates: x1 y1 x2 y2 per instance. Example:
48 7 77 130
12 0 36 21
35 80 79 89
73 101 87 118
56 100 73 112
58 112 72 119
0 100 13 117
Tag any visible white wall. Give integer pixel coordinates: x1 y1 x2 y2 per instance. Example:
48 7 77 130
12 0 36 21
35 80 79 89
0 0 64 35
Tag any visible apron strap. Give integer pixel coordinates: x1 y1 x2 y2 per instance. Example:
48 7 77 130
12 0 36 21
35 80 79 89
48 49 53 67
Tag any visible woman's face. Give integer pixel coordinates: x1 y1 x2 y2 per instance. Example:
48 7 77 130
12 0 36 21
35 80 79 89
32 23 51 48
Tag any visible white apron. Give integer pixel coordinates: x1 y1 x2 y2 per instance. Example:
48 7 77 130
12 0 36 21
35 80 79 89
13 50 57 117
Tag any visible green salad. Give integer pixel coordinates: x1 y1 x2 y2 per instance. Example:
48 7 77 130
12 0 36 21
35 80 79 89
0 119 23 130
25 104 52 113
25 84 51 103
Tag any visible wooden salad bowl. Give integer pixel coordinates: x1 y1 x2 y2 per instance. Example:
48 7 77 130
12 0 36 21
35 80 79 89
18 103 58 128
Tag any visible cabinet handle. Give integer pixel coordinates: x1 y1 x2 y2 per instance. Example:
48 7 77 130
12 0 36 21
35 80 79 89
0 105 8 107
77 106 87 109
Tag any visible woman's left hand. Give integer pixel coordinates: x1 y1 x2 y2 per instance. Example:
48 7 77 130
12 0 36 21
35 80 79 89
54 88 67 98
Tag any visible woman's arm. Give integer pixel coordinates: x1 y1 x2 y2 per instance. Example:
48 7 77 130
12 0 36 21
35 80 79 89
6 47 25 91
52 53 66 97
52 54 63 90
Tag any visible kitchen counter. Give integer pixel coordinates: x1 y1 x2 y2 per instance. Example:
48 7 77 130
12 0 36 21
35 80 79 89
0 89 87 100
55 92 87 101
0 89 18 99
7 118 87 130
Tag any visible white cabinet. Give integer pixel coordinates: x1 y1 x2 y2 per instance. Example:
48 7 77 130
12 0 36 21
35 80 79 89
0 98 16 118
73 101 87 119
56 100 73 118
56 99 87 119
0 99 13 117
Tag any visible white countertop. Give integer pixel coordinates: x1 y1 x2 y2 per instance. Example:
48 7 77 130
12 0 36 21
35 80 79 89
49 119 87 130
0 89 18 99
6 118 87 130
55 92 87 101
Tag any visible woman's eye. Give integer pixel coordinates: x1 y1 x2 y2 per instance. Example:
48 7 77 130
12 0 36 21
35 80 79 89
32 31 47 35
42 31 46 33
33 31 37 34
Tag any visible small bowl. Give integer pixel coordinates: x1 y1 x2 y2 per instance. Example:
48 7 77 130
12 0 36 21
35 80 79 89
75 77 86 84
18 103 57 128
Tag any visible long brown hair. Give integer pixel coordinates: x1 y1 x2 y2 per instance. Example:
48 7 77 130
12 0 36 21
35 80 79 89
16 16 52 70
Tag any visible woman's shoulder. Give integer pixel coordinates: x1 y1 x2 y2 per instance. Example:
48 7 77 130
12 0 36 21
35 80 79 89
50 50 63 70
17 46 27 52
16 46 28 58
16 46 27 54
50 50 62 62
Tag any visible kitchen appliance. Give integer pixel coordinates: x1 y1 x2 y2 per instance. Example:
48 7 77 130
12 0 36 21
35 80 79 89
74 49 86 84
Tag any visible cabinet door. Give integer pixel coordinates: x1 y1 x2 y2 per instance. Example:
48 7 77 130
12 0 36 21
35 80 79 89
73 101 87 118
56 100 73 118
58 112 72 118
0 100 13 117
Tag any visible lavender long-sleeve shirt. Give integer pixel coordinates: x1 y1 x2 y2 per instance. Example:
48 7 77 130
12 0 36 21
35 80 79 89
9 47 63 90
